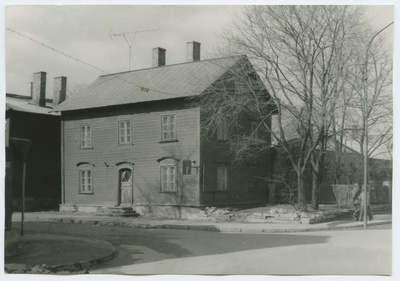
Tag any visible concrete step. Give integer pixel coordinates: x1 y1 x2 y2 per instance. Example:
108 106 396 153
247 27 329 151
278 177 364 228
104 207 140 217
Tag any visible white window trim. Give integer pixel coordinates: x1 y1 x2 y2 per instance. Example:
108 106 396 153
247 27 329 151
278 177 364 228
119 120 132 144
161 114 177 141
80 125 92 148
160 159 178 192
79 169 93 194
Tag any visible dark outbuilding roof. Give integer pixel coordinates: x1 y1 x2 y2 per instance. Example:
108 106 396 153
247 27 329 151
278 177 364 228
53 55 246 112
6 94 60 116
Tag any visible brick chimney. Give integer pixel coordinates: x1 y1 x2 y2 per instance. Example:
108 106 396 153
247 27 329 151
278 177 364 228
53 76 67 106
31 71 46 107
152 47 166 67
187 41 201 62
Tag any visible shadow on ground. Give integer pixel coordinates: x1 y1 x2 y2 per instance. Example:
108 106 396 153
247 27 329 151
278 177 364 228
5 238 113 267
13 222 329 270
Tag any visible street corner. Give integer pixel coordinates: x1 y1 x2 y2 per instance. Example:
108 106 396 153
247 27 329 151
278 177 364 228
4 234 118 274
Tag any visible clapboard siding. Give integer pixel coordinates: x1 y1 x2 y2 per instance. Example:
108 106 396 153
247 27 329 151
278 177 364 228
63 99 200 207
200 112 272 206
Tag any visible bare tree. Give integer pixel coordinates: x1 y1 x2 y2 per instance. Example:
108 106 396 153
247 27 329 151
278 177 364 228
198 6 367 211
331 24 393 182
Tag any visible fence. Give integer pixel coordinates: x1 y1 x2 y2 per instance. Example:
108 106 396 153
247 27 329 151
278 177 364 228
331 184 355 208
273 181 390 206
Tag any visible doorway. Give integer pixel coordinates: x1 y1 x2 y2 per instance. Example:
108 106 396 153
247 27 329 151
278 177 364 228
119 168 133 205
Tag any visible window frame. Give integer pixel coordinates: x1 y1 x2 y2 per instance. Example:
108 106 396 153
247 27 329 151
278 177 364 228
217 116 228 141
250 121 259 139
216 163 228 191
247 165 259 193
160 159 178 192
80 124 92 149
79 169 93 194
118 120 132 145
161 114 177 142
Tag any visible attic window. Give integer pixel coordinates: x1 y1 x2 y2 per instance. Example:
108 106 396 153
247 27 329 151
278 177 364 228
249 72 258 81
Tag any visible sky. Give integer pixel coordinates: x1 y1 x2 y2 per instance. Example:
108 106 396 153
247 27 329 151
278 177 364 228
5 5 241 97
1 2 399 281
4 4 395 99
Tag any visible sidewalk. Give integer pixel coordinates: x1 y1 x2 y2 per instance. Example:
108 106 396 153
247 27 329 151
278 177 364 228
11 211 392 233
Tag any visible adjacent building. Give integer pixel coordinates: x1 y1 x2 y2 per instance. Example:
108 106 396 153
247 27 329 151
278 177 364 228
6 73 66 213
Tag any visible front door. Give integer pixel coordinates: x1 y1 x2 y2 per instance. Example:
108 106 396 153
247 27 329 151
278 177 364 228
119 169 133 205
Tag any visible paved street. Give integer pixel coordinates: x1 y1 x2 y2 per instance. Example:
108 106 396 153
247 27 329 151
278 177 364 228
15 222 391 275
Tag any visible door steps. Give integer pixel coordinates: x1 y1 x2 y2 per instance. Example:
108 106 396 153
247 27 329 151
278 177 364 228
107 207 140 217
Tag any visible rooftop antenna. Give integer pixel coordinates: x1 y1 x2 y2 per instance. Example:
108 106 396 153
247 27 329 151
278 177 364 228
110 29 161 71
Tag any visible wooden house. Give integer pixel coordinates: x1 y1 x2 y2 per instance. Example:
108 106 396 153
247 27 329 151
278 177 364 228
54 42 275 218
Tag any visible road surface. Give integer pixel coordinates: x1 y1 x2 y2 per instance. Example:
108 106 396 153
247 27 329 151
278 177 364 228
16 222 391 275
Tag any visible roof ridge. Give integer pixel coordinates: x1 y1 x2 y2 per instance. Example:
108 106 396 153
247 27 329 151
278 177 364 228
99 55 246 78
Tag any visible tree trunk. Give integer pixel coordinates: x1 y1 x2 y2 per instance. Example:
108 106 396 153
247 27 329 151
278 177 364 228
297 173 307 211
311 172 319 210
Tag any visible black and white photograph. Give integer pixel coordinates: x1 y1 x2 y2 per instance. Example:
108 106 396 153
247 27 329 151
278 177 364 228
2 0 397 279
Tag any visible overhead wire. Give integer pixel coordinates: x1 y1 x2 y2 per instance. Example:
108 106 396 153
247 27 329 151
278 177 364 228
6 27 179 98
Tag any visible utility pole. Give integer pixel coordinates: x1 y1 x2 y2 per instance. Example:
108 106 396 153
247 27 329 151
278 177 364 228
10 138 31 236
110 29 161 71
362 21 393 228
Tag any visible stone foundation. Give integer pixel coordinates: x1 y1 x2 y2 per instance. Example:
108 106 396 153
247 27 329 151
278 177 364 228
134 205 207 220
60 204 207 219
59 204 105 214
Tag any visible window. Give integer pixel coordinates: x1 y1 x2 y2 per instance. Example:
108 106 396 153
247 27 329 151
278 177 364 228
119 120 131 144
80 125 92 148
217 117 228 140
121 169 132 183
249 72 258 82
79 170 93 193
160 158 177 192
217 164 228 191
248 166 258 192
182 160 192 175
161 114 176 141
250 121 258 139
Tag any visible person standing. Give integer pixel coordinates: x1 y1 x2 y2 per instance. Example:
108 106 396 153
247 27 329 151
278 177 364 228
358 186 373 221
352 184 362 221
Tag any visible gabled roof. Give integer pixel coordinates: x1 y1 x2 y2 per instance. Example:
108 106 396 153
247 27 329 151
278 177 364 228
6 94 60 116
53 55 247 112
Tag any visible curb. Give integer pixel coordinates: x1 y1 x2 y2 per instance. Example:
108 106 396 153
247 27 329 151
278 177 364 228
43 248 118 273
169 220 392 234
5 236 118 274
43 216 392 234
